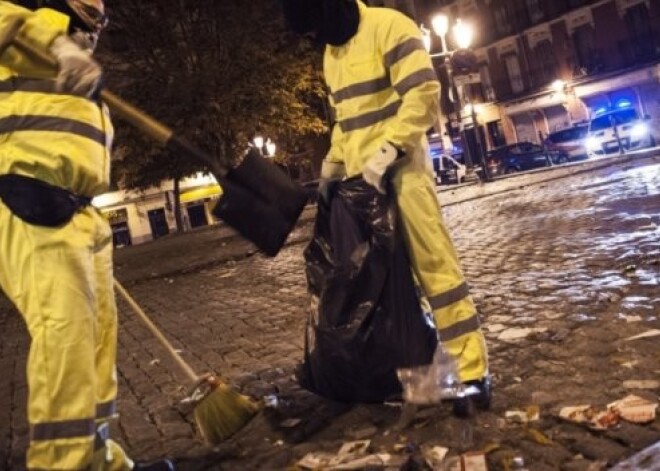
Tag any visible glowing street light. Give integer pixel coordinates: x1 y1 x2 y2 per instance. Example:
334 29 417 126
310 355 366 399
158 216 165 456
253 135 277 157
463 103 483 117
453 19 474 49
551 79 566 93
432 14 449 37
423 14 489 181
432 14 449 53
265 139 277 157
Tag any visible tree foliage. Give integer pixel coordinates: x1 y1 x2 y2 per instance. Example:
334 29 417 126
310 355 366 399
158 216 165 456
100 0 328 190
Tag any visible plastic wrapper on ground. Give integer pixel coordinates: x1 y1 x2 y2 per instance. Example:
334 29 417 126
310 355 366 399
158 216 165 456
397 345 479 404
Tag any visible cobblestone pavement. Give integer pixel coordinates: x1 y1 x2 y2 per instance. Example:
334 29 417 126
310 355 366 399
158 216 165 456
1 156 659 470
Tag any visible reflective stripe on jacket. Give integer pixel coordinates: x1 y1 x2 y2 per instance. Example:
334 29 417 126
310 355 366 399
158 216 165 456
0 2 113 197
323 0 440 177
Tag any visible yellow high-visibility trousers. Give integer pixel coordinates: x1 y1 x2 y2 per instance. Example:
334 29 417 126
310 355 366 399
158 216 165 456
392 165 489 382
0 201 132 470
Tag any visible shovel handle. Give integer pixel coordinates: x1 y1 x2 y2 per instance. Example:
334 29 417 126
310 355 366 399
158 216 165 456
0 17 24 57
101 90 174 146
7 32 224 173
114 279 199 384
10 35 175 145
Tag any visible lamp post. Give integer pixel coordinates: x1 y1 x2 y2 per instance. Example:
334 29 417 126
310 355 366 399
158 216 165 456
431 14 449 54
452 19 473 50
427 14 490 182
422 18 454 158
253 135 277 157
265 138 277 157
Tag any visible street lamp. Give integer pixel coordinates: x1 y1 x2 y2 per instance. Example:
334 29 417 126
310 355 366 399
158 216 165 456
426 15 490 182
431 14 449 53
453 19 474 50
551 79 566 94
253 135 277 157
426 14 454 164
265 138 277 157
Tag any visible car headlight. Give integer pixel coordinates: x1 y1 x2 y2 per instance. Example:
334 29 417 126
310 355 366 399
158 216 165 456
631 122 648 139
585 137 599 150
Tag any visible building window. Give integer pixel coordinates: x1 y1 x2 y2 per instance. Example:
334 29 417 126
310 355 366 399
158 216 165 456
572 24 598 74
525 0 545 24
487 120 507 148
623 4 655 62
503 53 524 94
534 39 557 86
147 208 170 240
104 208 132 248
493 4 513 36
479 62 496 101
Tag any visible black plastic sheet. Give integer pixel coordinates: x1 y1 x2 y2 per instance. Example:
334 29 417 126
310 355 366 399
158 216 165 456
299 177 437 402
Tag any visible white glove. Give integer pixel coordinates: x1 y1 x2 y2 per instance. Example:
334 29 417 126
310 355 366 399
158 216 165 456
363 142 401 194
49 35 102 97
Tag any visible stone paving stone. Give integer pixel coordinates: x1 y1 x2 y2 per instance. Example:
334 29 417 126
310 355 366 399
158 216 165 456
1 159 660 469
605 424 660 451
569 434 628 464
609 441 660 471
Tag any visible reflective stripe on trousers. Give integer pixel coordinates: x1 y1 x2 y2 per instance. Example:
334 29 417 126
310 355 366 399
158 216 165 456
393 166 489 382
0 202 131 470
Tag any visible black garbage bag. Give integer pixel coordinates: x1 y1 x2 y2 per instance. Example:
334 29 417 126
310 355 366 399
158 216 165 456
298 177 438 402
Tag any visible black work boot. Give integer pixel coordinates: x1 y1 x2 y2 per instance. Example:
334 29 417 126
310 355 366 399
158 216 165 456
452 376 491 418
133 459 176 471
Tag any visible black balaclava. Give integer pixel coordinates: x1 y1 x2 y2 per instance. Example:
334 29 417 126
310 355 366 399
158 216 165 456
281 0 360 46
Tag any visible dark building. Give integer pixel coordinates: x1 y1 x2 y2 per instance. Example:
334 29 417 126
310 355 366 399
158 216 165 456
411 0 660 149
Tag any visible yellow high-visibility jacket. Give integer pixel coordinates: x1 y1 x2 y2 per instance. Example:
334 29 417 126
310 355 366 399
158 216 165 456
0 1 113 198
323 0 440 177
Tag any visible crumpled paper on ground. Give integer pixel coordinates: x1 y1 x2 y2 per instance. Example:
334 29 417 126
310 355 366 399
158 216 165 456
559 394 658 429
297 440 407 470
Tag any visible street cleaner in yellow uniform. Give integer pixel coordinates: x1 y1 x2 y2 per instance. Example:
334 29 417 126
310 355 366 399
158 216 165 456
280 0 490 416
0 1 174 469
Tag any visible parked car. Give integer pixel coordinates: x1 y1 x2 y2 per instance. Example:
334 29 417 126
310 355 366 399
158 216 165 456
487 142 565 176
585 107 656 156
544 124 589 162
433 154 467 185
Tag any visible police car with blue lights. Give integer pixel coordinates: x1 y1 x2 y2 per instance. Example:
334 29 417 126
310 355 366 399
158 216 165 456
428 136 467 185
585 103 656 156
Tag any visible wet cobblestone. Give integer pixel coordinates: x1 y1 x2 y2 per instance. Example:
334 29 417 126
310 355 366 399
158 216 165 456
1 157 659 470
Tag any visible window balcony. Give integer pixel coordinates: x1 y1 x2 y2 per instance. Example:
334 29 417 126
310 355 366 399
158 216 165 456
617 34 659 67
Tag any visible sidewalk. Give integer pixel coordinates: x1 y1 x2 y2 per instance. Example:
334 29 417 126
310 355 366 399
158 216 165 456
1 151 659 470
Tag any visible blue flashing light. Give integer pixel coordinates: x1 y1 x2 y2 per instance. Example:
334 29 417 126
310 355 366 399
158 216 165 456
594 107 608 115
430 148 443 157
616 99 632 109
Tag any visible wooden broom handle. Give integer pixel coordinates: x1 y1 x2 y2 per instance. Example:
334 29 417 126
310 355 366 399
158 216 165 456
114 279 199 383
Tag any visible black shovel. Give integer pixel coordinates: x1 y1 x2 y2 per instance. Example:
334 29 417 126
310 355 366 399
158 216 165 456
0 21 308 256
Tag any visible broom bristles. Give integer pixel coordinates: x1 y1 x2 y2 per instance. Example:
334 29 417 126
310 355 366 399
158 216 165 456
193 381 261 445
